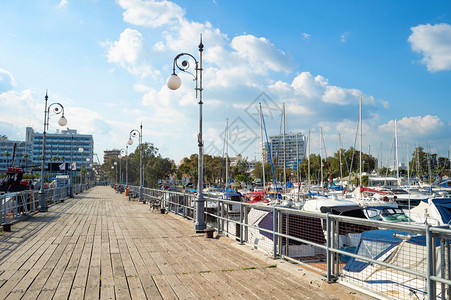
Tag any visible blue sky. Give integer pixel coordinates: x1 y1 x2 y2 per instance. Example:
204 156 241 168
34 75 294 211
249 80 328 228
0 0 450 166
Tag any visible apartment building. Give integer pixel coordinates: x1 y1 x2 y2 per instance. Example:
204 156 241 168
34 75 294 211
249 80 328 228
261 132 306 170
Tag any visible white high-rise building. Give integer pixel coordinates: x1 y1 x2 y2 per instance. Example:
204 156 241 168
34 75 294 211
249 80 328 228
261 132 306 170
27 127 94 176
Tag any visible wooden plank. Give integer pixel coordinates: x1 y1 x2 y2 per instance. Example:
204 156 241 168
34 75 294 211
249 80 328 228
52 227 88 299
99 215 115 300
85 215 102 299
122 237 162 299
110 253 131 300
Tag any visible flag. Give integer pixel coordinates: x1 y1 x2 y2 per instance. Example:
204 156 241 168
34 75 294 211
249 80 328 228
71 162 77 170
59 163 66 171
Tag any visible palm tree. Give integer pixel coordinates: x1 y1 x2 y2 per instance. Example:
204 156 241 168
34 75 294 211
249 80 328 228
4 151 11 167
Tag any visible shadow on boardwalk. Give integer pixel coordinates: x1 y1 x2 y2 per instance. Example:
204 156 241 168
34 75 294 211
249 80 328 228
0 186 371 299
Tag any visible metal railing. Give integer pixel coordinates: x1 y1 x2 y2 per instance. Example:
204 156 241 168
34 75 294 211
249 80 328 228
127 186 451 300
1 184 91 227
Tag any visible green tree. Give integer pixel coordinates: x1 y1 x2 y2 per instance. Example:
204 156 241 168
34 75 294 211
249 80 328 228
252 161 273 183
4 151 10 166
178 154 199 186
145 156 175 187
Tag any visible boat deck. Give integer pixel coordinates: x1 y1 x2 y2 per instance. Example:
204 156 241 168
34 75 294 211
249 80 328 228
0 186 370 299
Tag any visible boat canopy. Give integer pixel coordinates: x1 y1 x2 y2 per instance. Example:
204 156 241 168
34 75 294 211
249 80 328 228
319 205 366 218
344 229 440 273
431 198 451 224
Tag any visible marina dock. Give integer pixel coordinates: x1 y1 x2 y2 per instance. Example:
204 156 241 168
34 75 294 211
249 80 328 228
0 186 369 299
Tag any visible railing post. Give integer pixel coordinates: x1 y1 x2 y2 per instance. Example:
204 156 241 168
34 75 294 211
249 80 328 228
220 199 224 234
244 203 248 243
216 198 221 234
272 206 278 258
32 191 36 212
14 194 18 217
183 192 186 218
1 195 4 224
426 225 435 300
239 201 244 245
326 213 333 283
440 237 447 299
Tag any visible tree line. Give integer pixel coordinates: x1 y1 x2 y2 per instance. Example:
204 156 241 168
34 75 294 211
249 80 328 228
98 144 450 188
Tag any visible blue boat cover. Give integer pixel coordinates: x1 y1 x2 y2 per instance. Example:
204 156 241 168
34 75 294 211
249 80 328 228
308 191 328 197
343 229 438 273
223 192 242 197
430 198 451 224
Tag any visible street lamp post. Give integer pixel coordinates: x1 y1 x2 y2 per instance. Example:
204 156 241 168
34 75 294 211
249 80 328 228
117 155 122 185
78 147 84 192
120 147 128 186
39 91 67 212
86 157 91 185
111 165 115 184
167 35 206 231
69 138 83 197
128 124 143 202
113 161 118 184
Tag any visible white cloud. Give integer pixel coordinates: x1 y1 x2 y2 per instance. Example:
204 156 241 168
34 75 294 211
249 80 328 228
0 90 40 133
302 33 311 39
117 0 184 28
0 69 17 92
379 115 445 136
230 35 291 74
103 28 158 78
408 23 451 72
341 32 350 43
291 72 327 99
269 72 377 107
164 19 228 53
202 34 291 89
105 28 144 66
57 0 68 9
153 41 165 51
323 86 370 105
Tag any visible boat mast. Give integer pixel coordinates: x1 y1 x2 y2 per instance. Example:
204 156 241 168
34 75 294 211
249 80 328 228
259 103 266 189
225 117 229 190
395 119 399 185
320 127 324 188
308 130 311 187
296 132 300 200
426 141 432 186
339 134 343 179
416 141 420 183
407 143 410 186
359 97 362 187
283 103 286 193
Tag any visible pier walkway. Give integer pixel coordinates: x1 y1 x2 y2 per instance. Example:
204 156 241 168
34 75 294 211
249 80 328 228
0 186 369 299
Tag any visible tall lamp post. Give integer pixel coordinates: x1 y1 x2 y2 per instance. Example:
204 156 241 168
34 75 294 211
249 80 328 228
86 157 91 185
128 124 143 201
78 147 84 192
39 91 67 212
120 147 128 186
111 165 115 185
166 35 206 231
117 155 122 184
69 139 83 197
113 161 118 184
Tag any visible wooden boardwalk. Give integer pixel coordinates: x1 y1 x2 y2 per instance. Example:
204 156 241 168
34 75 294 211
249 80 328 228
0 186 369 299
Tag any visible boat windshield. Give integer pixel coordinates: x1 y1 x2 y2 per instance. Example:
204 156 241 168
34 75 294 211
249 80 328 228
390 189 409 195
365 208 413 222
